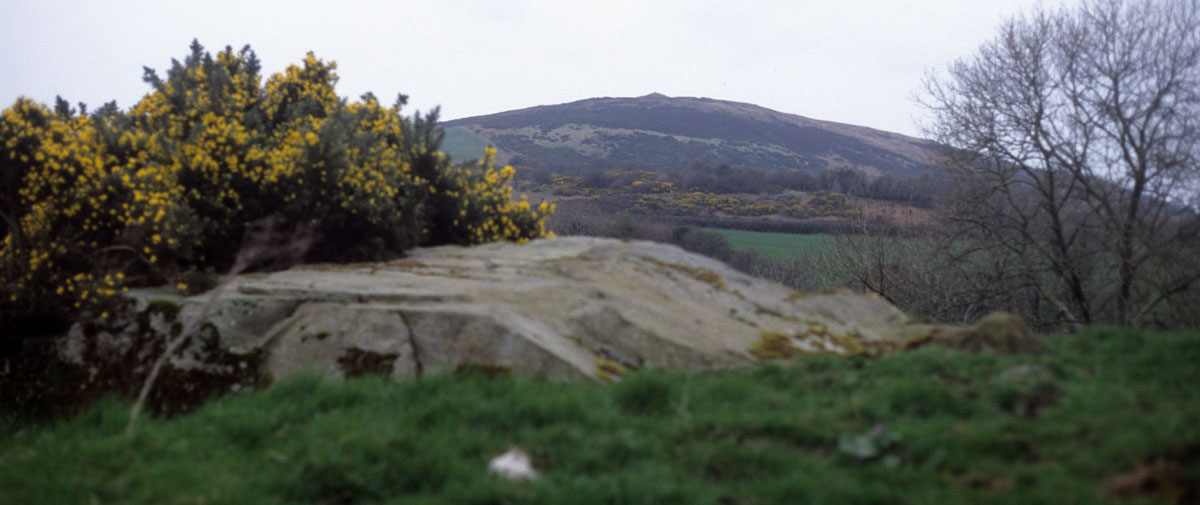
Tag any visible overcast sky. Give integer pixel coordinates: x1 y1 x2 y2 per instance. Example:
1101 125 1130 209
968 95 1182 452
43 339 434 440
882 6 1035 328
1 0 1072 137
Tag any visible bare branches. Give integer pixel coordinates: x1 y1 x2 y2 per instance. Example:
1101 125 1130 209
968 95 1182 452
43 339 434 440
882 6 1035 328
923 0 1200 328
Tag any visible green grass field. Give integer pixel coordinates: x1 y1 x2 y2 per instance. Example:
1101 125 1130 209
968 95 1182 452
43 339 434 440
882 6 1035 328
442 126 489 162
3 327 1198 504
702 228 836 261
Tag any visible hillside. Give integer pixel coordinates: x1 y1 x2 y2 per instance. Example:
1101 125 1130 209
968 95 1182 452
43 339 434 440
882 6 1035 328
443 93 937 177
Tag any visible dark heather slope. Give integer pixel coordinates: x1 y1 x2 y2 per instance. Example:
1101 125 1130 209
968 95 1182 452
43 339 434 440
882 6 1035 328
444 93 936 177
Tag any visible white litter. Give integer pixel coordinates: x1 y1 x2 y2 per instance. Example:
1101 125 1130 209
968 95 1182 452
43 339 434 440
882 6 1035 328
488 448 540 481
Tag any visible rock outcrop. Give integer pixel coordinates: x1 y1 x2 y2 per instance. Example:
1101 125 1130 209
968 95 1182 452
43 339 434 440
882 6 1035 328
63 237 1016 385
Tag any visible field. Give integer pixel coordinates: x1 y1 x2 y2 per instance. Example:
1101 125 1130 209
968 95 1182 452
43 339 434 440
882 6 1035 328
702 228 835 261
3 327 1198 505
441 126 489 162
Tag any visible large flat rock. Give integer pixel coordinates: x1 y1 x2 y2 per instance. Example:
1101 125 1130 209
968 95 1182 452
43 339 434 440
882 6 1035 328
124 237 920 382
65 236 960 386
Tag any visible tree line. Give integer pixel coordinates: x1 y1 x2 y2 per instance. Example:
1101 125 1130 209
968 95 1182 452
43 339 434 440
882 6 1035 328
513 162 941 209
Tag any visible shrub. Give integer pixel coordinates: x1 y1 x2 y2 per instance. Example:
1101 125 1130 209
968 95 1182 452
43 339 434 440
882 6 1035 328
633 191 858 219
0 41 553 336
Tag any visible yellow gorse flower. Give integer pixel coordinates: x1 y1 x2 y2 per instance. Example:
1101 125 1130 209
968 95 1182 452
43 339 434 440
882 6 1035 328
0 41 553 326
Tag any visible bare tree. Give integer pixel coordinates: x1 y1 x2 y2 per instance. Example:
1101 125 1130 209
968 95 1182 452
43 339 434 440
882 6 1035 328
814 214 1027 325
922 0 1200 328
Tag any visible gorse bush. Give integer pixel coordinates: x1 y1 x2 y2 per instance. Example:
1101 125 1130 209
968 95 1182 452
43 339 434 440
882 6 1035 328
632 191 860 219
0 41 553 334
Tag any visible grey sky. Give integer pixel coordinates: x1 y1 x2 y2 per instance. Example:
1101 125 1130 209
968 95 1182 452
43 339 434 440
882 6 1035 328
1 0 1070 137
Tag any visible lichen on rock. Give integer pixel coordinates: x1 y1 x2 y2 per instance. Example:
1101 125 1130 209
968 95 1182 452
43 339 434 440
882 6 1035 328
52 238 1030 403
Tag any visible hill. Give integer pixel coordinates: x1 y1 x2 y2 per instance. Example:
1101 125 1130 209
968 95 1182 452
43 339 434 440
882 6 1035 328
443 93 937 177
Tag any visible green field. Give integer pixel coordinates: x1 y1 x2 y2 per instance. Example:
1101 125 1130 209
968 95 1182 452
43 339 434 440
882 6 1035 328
702 228 836 261
442 126 489 162
3 327 1198 504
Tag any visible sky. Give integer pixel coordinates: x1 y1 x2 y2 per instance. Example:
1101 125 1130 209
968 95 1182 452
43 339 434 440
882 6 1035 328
1 0 1073 138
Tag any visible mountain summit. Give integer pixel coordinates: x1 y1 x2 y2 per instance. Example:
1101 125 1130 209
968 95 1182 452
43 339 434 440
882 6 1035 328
443 94 936 177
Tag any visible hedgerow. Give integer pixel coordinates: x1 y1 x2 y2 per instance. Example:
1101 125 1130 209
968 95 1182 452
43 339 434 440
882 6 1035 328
633 190 860 219
0 41 553 334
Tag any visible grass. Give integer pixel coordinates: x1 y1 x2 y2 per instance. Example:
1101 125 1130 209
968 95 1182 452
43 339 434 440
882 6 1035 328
442 126 489 162
2 326 1199 504
702 228 835 261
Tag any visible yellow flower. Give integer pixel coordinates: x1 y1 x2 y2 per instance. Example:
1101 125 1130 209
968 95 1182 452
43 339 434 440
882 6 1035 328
176 282 188 292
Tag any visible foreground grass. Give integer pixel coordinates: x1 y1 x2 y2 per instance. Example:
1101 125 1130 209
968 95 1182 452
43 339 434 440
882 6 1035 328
2 327 1198 504
702 228 835 261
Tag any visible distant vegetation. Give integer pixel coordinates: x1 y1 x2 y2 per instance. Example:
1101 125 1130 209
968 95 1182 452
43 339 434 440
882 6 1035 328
444 93 936 176
517 162 939 209
4 326 1198 504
